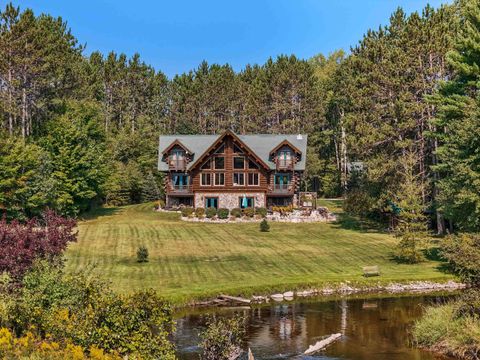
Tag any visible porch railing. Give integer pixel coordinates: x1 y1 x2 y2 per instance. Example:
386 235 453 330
169 159 186 170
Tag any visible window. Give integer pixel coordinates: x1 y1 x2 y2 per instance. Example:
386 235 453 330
201 159 211 170
215 144 225 154
201 173 211 186
248 173 259 186
233 144 243 154
248 159 258 169
214 173 225 186
233 157 245 169
233 173 245 186
205 197 218 208
274 174 290 185
171 174 189 188
238 196 254 208
214 157 225 169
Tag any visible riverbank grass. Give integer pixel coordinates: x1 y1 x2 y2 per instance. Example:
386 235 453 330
66 200 454 304
413 303 480 359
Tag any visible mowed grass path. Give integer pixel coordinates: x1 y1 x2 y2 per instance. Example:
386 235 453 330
65 201 453 303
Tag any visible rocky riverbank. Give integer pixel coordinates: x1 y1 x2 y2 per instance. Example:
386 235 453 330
191 281 465 307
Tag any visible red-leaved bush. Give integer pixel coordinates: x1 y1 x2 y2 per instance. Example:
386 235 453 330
0 210 77 279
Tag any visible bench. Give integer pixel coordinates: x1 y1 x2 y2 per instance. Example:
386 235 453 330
363 265 380 277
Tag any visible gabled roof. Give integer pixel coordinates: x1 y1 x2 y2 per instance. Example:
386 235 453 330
269 139 302 155
158 132 308 171
161 139 193 155
187 130 271 171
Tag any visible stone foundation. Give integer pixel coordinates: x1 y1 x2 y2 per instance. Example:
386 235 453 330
194 192 265 209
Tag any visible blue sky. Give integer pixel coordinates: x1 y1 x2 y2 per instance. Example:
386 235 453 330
14 0 449 77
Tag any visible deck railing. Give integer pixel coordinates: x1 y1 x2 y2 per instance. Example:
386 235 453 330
169 159 186 170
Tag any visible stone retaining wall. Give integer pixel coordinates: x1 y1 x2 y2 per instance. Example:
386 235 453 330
194 192 265 209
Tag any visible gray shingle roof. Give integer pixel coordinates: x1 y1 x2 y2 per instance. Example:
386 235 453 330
158 133 308 171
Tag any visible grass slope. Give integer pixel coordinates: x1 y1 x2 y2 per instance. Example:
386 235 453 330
66 200 453 304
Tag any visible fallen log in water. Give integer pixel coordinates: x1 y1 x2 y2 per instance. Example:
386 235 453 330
248 347 255 360
219 294 251 304
304 333 342 355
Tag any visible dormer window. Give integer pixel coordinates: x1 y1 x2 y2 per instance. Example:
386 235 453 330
169 149 186 169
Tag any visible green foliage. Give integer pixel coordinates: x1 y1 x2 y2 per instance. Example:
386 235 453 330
40 101 108 216
393 152 429 264
136 246 149 263
255 207 267 218
429 0 480 232
0 261 176 359
343 190 375 216
413 292 480 359
260 219 270 232
199 315 246 360
181 207 194 217
205 207 217 219
242 207 254 218
230 208 242 218
195 207 206 218
217 208 229 220
0 138 49 220
441 233 480 286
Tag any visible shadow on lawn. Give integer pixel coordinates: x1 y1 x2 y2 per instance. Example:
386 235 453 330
79 206 121 221
331 212 386 234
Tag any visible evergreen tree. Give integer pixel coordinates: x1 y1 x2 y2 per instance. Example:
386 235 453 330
431 0 480 232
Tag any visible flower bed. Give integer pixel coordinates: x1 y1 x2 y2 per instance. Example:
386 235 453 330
174 206 336 223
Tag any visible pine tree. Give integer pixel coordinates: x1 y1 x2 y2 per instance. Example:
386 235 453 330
431 0 480 232
394 151 428 263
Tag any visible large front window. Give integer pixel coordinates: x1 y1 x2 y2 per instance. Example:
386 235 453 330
233 173 245 186
214 173 225 186
248 173 259 186
201 173 211 186
233 157 245 169
214 157 225 169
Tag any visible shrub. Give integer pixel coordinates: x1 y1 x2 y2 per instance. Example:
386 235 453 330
136 246 149 263
242 207 255 218
199 315 245 360
255 207 267 218
343 190 374 216
205 207 217 219
271 205 293 216
260 219 270 232
181 207 194 217
1 262 176 359
230 208 242 218
195 207 206 218
0 210 76 281
217 208 229 220
453 289 480 318
441 233 480 286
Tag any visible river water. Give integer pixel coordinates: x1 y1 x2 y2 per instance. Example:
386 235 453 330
174 293 454 360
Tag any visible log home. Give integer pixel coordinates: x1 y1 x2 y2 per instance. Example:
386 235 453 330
158 130 307 209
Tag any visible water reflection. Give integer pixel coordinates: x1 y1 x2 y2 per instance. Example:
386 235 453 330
175 294 454 360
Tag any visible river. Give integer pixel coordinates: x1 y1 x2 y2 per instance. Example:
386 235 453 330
174 293 455 360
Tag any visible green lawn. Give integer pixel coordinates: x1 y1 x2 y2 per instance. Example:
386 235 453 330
65 201 454 304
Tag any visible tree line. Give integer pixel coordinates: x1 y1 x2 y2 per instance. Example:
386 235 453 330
0 1 478 238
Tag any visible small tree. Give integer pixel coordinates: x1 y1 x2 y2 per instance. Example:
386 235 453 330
394 152 428 263
260 219 270 232
137 246 149 263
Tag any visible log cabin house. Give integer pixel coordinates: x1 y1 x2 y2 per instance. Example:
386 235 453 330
158 130 307 209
